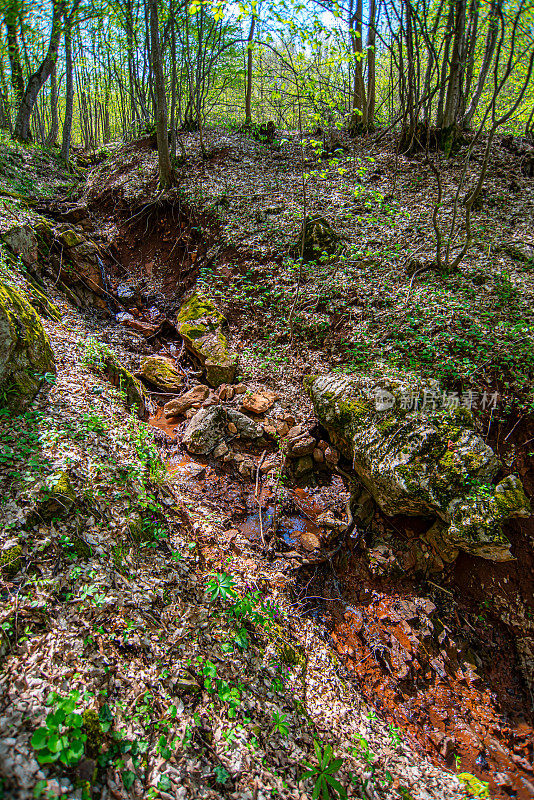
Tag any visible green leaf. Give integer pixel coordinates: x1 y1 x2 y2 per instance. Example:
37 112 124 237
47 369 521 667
30 728 49 750
327 758 343 773
37 750 60 764
33 779 48 798
325 774 346 798
47 735 61 753
122 770 136 790
69 738 85 759
67 713 83 728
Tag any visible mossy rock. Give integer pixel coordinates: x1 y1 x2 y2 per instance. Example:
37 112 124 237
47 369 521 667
84 339 148 419
139 355 184 392
59 228 85 248
176 294 237 387
37 471 77 520
306 370 530 561
82 710 105 760
103 356 148 419
25 278 62 322
0 280 55 411
0 543 22 576
291 216 341 262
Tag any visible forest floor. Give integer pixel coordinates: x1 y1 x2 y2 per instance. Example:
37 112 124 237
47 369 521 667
1 127 534 800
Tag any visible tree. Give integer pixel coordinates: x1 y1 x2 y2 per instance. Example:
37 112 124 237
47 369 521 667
13 0 66 142
148 0 172 188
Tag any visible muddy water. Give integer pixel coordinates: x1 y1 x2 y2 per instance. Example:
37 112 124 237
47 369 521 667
148 404 534 799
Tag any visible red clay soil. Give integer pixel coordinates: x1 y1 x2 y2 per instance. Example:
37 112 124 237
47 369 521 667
148 401 534 799
300 416 534 800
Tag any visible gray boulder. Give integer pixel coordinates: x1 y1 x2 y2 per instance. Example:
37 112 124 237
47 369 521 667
306 370 530 560
0 280 55 411
183 405 263 455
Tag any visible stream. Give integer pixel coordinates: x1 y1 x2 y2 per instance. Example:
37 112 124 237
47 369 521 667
88 211 534 800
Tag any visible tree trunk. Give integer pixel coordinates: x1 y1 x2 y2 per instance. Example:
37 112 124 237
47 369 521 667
436 0 455 127
61 14 74 162
366 0 376 130
148 0 172 189
349 0 367 131
3 3 24 104
45 63 59 146
245 14 255 125
0 58 12 131
461 0 501 128
13 0 65 142
442 0 466 131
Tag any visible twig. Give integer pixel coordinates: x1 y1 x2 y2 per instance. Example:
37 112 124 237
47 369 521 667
255 450 267 548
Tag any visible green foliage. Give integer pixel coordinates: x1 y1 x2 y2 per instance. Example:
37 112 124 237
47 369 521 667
82 337 113 371
30 690 86 767
206 571 237 602
214 765 230 784
272 711 289 736
302 741 346 800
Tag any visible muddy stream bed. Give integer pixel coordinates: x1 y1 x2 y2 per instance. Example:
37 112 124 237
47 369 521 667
146 393 534 800
65 187 534 799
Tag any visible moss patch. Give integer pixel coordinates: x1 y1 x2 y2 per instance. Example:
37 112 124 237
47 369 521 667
0 543 22 576
139 355 184 392
0 279 56 411
176 294 237 387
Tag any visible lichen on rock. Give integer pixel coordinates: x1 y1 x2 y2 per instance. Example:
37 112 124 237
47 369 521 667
0 279 55 410
84 338 149 419
0 542 23 577
306 369 530 561
176 294 237 387
139 355 184 392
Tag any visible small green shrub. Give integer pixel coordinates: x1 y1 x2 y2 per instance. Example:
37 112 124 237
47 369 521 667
31 690 86 766
302 741 346 799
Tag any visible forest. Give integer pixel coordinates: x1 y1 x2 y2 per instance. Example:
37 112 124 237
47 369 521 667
0 0 534 799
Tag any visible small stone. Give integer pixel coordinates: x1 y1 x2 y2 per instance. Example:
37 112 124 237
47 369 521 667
324 446 340 465
116 311 134 324
172 676 201 695
213 442 229 458
125 319 158 337
186 464 205 479
276 421 289 436
263 423 277 437
164 385 209 417
287 425 302 438
241 391 277 414
228 422 238 434
313 448 324 463
294 456 314 477
288 434 316 457
234 384 247 395
494 773 513 788
238 460 252 477
283 413 297 426
116 283 138 305
300 532 320 551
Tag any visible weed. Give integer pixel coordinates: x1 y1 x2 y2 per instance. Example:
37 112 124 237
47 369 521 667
31 690 86 766
301 740 346 800
272 711 289 736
